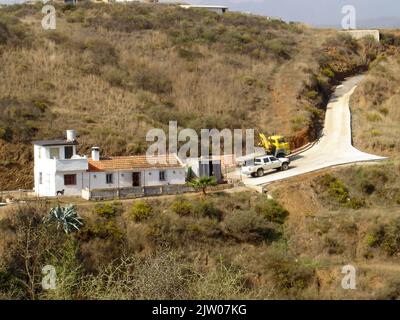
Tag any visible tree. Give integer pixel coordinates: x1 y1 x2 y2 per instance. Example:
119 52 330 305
188 176 217 196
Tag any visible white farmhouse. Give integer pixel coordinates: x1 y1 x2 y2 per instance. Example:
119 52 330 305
33 130 186 198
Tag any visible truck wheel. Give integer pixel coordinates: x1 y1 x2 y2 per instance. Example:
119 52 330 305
257 168 264 177
281 162 289 171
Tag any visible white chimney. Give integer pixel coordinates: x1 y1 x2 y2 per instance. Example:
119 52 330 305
66 130 77 142
91 147 100 161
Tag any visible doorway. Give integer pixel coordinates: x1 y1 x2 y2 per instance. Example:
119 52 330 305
132 172 141 187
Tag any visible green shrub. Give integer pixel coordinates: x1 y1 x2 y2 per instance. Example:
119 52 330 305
194 200 223 221
130 201 153 222
324 236 344 254
305 90 319 99
366 219 400 256
266 244 315 294
290 115 308 132
171 198 193 217
254 199 289 224
95 202 123 220
346 197 366 209
322 67 335 78
0 21 10 45
224 210 280 243
328 179 349 203
370 129 382 136
103 66 128 88
320 174 349 203
379 107 389 116
318 174 366 209
133 67 172 94
395 192 400 205
366 113 382 122
382 218 400 256
177 47 204 61
84 39 119 66
78 220 124 242
0 127 6 140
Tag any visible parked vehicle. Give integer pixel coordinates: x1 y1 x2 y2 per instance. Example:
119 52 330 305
259 134 291 158
241 155 290 177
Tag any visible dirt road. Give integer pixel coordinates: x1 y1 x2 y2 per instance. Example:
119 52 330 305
236 75 388 187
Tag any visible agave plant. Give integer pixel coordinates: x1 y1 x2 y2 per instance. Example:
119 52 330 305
45 204 83 234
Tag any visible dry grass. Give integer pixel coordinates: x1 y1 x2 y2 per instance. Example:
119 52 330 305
351 32 400 159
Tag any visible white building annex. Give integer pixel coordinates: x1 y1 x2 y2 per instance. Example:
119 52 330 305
33 130 186 198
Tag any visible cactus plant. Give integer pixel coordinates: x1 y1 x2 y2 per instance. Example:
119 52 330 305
45 204 83 234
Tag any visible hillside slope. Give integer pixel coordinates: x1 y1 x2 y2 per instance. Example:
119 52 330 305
351 33 400 159
0 3 381 190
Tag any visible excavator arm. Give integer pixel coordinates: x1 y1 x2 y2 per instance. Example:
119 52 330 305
259 133 271 152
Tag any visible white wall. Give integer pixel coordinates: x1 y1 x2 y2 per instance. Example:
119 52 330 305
34 144 83 196
85 171 133 190
34 145 56 196
341 30 380 42
55 172 85 196
35 171 56 196
143 168 186 186
85 168 186 190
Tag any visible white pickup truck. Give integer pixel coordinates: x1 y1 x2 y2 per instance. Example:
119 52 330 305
241 155 290 177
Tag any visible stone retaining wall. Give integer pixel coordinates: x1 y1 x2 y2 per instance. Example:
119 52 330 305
83 184 234 200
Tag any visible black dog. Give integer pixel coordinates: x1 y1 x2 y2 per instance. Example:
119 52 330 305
56 189 65 196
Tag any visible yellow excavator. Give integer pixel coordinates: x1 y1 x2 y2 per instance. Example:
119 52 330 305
259 133 291 158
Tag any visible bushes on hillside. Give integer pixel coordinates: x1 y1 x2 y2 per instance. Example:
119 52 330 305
265 244 316 295
95 202 123 220
0 98 47 142
133 66 173 94
254 199 289 224
171 198 193 217
0 203 70 299
366 217 400 256
0 15 29 47
130 200 153 222
317 174 365 209
194 200 223 221
223 210 280 244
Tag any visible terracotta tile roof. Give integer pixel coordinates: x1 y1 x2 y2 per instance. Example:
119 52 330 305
88 154 184 172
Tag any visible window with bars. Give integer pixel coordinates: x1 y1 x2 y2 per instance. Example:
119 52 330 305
106 173 113 184
159 171 166 181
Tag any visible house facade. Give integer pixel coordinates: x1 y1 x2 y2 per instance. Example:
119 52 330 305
33 130 186 198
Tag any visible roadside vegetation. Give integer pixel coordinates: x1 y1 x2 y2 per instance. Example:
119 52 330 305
351 32 400 159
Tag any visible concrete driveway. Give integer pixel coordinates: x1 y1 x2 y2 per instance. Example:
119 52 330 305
235 75 387 187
